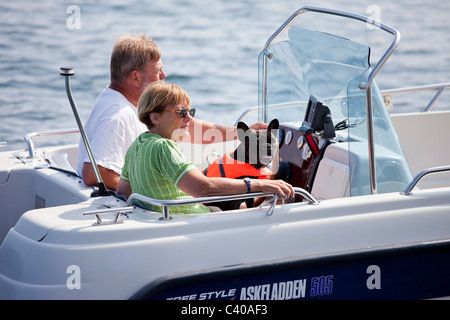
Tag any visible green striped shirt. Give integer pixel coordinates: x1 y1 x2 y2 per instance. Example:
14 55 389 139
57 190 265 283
121 132 210 214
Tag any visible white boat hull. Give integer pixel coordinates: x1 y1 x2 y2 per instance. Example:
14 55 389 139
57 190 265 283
1 6 450 300
1 179 449 299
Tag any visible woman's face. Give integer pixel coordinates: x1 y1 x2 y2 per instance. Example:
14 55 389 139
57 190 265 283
156 101 193 142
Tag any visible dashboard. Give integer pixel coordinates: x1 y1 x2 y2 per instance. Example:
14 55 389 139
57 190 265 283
274 95 335 199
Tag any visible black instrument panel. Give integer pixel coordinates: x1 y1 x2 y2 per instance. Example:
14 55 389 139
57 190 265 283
276 124 318 191
274 95 335 194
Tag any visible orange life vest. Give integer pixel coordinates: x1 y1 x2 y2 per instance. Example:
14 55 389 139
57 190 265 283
202 152 272 179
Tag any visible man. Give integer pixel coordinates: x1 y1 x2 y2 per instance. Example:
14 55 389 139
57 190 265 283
77 33 266 190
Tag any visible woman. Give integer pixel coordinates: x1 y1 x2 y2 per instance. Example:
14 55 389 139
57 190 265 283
117 81 294 214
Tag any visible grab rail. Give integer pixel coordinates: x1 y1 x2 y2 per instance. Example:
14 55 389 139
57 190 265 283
127 187 318 221
236 83 450 125
381 82 450 112
81 188 318 224
83 206 134 226
402 165 450 195
25 128 79 158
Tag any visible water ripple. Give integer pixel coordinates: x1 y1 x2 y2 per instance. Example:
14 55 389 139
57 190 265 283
1 0 449 151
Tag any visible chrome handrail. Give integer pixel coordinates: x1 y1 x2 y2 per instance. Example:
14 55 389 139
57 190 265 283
25 128 79 159
381 82 450 112
236 82 450 125
402 165 450 195
260 6 401 196
127 187 318 221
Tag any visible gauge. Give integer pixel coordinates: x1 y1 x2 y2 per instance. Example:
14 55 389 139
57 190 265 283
302 143 312 161
297 135 304 149
285 130 293 145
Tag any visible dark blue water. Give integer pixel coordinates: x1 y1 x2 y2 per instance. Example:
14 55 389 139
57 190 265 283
1 0 449 151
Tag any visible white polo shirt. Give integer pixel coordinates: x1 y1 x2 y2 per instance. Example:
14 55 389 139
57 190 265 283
76 87 146 177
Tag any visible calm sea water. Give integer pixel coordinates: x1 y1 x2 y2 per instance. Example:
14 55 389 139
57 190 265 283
1 0 449 151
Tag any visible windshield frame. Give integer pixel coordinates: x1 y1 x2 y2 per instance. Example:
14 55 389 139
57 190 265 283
259 6 401 195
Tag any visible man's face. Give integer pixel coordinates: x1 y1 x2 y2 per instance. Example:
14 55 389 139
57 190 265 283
138 59 167 92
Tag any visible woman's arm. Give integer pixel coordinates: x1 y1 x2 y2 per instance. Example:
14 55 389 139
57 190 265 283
178 169 294 199
116 168 294 202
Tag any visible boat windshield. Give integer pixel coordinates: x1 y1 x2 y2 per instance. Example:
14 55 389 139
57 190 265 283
258 26 412 196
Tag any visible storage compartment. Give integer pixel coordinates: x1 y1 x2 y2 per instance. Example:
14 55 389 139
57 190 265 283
0 147 92 243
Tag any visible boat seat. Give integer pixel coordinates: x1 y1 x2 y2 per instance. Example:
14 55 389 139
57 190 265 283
391 111 450 189
43 144 79 177
311 143 350 200
312 138 413 199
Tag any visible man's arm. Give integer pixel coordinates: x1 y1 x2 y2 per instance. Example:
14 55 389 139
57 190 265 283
116 178 132 198
188 118 268 144
81 162 120 191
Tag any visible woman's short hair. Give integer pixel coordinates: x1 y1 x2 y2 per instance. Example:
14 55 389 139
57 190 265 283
110 33 161 82
138 81 191 128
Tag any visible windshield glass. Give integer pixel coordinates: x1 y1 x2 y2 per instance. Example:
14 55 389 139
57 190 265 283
259 26 412 196
258 26 370 124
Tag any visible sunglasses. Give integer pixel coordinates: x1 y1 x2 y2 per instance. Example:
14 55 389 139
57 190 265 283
164 108 196 118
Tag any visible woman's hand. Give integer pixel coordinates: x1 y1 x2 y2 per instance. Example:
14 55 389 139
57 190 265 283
178 169 294 200
251 179 295 200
